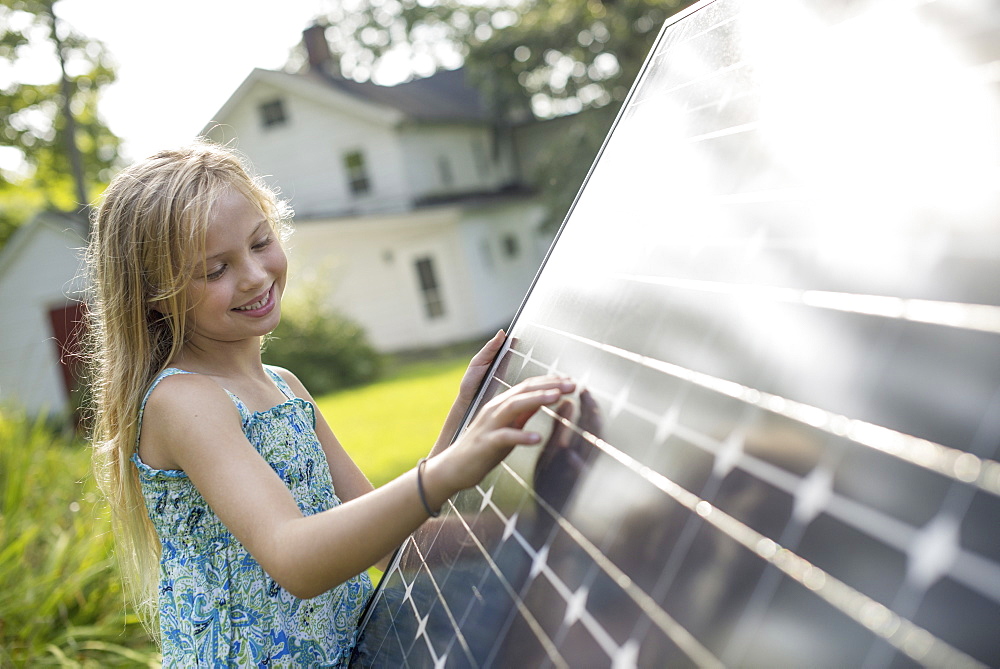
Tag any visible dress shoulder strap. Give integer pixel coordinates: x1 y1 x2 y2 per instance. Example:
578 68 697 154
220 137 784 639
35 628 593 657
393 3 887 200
264 365 298 400
136 368 194 446
137 366 297 435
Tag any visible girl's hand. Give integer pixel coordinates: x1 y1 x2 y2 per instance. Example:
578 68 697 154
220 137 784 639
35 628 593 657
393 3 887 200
457 329 506 401
426 376 577 499
429 330 508 456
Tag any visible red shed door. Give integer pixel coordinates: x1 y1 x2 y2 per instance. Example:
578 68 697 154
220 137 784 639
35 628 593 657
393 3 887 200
48 301 86 406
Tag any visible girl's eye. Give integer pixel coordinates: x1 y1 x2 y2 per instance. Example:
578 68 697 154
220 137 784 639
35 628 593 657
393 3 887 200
206 265 226 281
252 236 273 251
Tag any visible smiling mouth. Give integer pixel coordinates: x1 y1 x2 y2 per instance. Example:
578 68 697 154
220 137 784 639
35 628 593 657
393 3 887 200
233 286 272 312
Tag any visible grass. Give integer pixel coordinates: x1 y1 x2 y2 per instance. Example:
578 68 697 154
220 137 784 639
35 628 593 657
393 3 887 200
0 347 472 666
317 354 470 487
317 351 471 586
0 412 157 667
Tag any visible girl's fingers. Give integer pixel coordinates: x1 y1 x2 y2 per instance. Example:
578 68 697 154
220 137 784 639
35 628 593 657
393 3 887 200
470 330 506 365
488 427 541 448
484 384 574 430
492 377 575 405
500 386 566 416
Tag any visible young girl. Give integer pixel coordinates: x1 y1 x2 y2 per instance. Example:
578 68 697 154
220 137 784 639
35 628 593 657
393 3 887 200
86 141 574 666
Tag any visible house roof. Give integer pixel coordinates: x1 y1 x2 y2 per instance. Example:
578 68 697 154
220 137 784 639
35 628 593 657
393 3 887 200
305 67 491 123
205 66 492 134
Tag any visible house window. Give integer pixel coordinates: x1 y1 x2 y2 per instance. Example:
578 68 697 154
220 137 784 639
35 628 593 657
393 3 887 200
259 99 287 128
472 138 490 178
343 150 371 195
501 233 520 259
480 239 494 270
437 155 454 188
414 256 446 319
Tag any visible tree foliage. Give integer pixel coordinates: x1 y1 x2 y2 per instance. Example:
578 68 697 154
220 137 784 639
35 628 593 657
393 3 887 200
0 0 121 246
319 0 695 116
314 0 696 227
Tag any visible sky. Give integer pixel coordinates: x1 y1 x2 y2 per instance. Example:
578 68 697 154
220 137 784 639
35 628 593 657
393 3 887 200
39 0 342 162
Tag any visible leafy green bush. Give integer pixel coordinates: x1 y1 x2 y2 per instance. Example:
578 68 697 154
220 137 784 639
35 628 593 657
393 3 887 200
0 410 158 667
263 285 382 396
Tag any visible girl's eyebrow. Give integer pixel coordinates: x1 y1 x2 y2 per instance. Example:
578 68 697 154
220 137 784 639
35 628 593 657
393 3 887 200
204 219 269 261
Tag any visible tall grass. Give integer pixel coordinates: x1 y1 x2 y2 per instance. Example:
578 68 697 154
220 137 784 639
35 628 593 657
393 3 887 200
0 349 471 666
0 411 158 667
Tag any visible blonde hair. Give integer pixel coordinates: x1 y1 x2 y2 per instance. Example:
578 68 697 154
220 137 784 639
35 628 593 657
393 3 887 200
86 140 291 631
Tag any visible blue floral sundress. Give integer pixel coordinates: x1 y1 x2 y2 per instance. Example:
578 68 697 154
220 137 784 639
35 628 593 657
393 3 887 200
133 367 373 667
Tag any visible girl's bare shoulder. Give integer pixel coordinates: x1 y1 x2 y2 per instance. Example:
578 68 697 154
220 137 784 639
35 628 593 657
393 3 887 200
139 373 243 469
145 372 234 415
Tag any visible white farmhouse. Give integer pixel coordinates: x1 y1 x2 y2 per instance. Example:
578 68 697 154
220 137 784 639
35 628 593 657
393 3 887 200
203 25 551 352
0 26 571 419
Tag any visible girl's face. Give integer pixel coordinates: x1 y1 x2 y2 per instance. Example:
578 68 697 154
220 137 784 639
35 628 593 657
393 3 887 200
183 188 288 348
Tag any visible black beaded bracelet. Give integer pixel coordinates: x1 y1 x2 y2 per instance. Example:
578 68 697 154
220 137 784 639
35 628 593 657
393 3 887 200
416 457 440 518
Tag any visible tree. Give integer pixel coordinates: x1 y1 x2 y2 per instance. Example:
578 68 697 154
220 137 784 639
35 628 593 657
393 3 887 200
312 0 697 227
0 0 121 246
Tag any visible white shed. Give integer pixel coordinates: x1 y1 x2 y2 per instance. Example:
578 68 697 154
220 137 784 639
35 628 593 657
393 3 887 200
0 212 88 418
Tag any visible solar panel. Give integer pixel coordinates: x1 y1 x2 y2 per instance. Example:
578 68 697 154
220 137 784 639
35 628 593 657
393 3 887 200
350 0 1000 666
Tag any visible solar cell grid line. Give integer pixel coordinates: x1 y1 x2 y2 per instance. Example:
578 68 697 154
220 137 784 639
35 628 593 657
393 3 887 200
511 315 1000 648
530 397 987 669
476 485 627 664
506 338 1000 611
486 350 1000 648
482 357 989 668
547 362 918 554
404 539 479 667
491 359 994 668
526 321 1000 497
627 59 751 113
474 331 1000 663
491 462 723 668
612 273 1000 335
364 508 567 669
439 497 570 669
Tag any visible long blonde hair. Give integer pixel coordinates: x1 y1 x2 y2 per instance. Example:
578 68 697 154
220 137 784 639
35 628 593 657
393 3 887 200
86 141 291 630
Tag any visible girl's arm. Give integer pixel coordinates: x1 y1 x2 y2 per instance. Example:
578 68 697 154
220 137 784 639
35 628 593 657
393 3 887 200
275 329 507 505
139 371 573 600
429 329 507 458
272 367 392 571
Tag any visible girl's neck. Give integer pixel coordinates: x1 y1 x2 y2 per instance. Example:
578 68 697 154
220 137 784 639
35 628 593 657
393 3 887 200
170 337 267 381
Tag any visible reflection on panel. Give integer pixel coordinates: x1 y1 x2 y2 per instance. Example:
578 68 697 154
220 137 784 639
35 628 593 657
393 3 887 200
352 0 1000 666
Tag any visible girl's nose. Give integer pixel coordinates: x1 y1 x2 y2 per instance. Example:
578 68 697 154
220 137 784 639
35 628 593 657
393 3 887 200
239 257 270 291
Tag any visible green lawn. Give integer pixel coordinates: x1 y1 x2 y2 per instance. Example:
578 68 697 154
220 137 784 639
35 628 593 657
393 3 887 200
0 351 471 667
316 355 470 487
315 353 471 586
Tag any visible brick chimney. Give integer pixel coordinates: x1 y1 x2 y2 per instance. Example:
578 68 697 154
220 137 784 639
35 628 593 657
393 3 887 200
303 23 337 74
